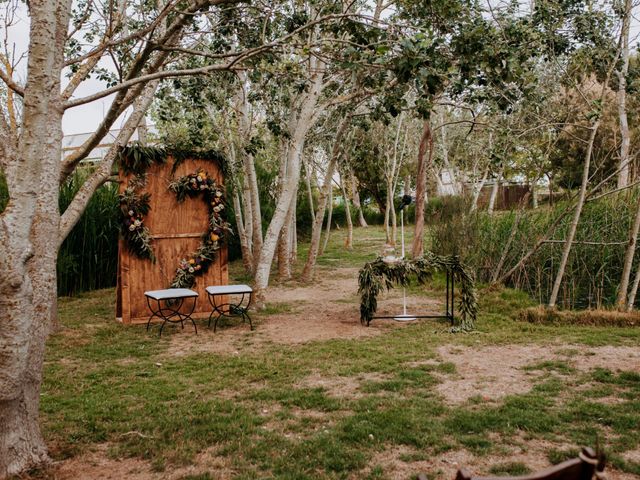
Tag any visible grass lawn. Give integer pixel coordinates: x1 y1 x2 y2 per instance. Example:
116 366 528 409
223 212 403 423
30 226 640 479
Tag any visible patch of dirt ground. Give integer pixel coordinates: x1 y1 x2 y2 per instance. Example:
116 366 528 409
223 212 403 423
358 441 639 480
44 443 235 480
298 371 393 398
435 344 640 404
166 267 444 356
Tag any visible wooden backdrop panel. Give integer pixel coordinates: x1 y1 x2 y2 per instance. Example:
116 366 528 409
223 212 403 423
116 156 228 324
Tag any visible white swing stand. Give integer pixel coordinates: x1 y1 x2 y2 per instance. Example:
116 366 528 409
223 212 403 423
393 208 416 322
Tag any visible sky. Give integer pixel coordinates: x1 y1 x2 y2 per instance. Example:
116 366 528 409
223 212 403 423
2 0 640 136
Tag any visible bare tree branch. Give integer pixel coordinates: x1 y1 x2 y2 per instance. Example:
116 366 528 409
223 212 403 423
60 0 222 180
59 80 159 243
63 0 178 67
63 12 359 111
0 64 23 97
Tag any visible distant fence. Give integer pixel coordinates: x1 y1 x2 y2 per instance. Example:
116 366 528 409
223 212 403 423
468 183 531 210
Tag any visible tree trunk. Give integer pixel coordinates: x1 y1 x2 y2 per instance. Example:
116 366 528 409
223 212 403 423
470 166 488 212
548 121 601 308
411 120 433 258
350 170 368 227
616 0 632 189
439 110 460 195
403 174 411 197
389 177 397 245
341 175 353 249
234 74 263 274
320 185 333 255
290 200 297 263
233 189 253 275
0 1 70 474
488 167 502 214
253 64 324 305
241 173 254 264
626 262 640 311
277 144 293 280
245 152 263 274
301 116 350 282
303 157 315 221
616 194 640 309
384 186 392 244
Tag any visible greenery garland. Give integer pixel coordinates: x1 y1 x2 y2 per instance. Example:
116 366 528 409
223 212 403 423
118 177 155 262
168 168 231 288
358 252 477 331
118 143 228 177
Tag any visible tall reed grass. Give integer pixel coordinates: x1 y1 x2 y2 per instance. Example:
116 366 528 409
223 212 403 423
430 192 637 309
58 171 120 296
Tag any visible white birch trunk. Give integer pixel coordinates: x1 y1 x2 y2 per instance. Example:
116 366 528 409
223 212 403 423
626 263 640 311
487 167 502 215
350 170 368 228
234 73 263 274
341 174 353 249
470 166 488 212
303 157 315 221
253 63 324 305
617 0 632 189
0 0 70 474
233 189 254 275
276 142 292 280
439 110 460 195
617 195 640 309
321 185 334 255
277 194 295 280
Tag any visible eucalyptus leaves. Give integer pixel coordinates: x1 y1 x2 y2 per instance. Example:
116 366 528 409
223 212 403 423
358 253 477 331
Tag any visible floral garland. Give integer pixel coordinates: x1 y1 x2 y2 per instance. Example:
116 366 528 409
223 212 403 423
118 177 155 262
169 169 231 289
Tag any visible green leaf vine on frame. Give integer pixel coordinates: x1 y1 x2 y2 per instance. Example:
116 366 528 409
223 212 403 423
358 253 477 331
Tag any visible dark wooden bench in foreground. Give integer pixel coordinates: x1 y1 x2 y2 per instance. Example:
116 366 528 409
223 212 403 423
417 447 606 480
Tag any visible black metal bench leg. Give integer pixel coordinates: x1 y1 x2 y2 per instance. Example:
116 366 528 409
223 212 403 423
213 312 223 332
244 310 253 330
184 296 197 335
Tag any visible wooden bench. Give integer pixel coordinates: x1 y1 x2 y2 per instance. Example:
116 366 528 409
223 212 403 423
417 447 606 480
144 288 199 337
206 284 253 332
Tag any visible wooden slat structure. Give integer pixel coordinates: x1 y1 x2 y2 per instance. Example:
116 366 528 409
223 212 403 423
116 156 228 324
